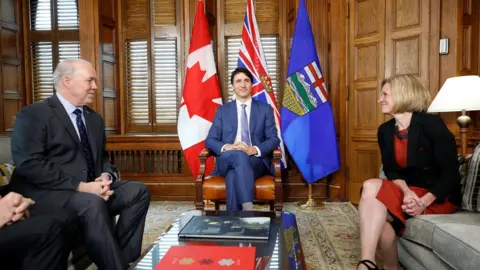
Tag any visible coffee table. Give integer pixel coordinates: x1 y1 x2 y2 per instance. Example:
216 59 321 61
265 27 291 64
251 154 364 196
130 210 306 270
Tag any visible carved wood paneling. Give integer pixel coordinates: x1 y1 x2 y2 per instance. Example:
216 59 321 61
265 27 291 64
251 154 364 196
462 25 473 71
354 43 378 81
348 0 385 203
459 0 480 139
0 0 23 135
385 0 429 88
394 0 420 29
393 35 420 75
354 87 379 131
100 0 118 133
355 0 380 38
348 141 380 203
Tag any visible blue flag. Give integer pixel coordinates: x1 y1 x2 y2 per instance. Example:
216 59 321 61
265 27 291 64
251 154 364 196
281 0 341 184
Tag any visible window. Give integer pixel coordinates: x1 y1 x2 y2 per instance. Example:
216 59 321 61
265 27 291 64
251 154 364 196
125 0 181 133
121 0 281 134
29 0 80 103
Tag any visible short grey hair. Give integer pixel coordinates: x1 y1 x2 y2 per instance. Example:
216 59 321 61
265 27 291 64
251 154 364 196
53 58 91 88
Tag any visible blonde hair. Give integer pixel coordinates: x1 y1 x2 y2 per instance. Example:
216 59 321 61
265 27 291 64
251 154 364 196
381 74 431 114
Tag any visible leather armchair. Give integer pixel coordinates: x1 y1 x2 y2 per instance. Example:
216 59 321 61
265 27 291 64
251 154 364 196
195 149 283 211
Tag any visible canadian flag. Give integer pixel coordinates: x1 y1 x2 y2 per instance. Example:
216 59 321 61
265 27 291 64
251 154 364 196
177 0 222 178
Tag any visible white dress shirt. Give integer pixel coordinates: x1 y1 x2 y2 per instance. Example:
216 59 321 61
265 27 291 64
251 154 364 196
221 98 261 156
56 92 86 140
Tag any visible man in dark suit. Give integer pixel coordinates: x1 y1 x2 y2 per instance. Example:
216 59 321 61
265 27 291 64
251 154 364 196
9 59 151 270
0 187 76 270
206 67 280 211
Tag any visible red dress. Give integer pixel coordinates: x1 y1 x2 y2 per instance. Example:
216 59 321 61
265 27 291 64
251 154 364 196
375 128 457 234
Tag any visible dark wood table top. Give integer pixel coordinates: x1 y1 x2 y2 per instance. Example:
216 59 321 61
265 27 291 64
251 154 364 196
130 210 306 270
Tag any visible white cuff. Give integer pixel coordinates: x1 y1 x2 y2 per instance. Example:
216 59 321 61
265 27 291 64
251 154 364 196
254 146 261 157
220 144 227 153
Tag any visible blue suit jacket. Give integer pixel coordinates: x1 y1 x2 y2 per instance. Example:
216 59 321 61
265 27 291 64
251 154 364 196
205 99 280 175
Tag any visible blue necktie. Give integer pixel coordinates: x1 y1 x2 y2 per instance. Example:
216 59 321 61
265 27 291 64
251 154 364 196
73 109 96 182
240 104 251 146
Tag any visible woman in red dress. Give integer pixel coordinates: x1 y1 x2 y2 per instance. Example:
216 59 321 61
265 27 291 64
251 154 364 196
357 75 461 270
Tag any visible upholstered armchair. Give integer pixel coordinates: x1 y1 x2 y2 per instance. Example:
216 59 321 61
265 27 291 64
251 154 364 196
195 149 283 211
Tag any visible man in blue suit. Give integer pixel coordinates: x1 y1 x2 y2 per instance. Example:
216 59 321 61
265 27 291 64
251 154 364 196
206 67 280 211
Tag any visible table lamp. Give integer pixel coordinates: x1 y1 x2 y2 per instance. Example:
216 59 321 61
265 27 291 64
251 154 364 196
428 75 480 157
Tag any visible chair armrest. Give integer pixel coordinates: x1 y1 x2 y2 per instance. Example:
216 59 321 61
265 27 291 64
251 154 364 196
196 149 213 183
198 148 213 160
272 149 282 182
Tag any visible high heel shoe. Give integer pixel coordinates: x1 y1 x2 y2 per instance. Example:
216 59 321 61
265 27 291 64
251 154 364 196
357 259 379 270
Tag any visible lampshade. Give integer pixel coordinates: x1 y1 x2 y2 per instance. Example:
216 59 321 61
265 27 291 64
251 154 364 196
428 75 480 113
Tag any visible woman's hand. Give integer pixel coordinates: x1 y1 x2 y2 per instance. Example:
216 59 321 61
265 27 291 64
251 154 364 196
401 189 425 216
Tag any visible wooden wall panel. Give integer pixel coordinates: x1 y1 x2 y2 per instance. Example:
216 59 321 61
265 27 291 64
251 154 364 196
0 0 23 135
99 0 118 134
347 0 385 203
328 0 348 199
458 0 480 140
385 0 429 89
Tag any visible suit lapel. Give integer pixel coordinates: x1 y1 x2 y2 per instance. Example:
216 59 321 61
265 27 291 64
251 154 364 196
83 107 98 163
49 95 80 144
249 100 258 134
407 112 420 167
225 101 237 143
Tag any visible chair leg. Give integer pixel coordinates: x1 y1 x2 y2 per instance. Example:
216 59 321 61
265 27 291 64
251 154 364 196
195 201 205 211
274 201 283 212
269 201 274 211
215 201 220 210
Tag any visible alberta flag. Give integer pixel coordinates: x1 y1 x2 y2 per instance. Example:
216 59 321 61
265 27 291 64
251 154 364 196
237 0 286 167
281 0 340 183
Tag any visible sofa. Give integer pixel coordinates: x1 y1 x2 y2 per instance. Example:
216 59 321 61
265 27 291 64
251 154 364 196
380 150 480 270
0 136 92 270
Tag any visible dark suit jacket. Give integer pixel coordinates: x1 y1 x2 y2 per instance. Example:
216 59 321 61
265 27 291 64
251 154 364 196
9 94 118 208
205 99 280 175
378 111 461 205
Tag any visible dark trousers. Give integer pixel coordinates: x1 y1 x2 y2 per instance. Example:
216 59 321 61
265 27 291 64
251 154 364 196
0 211 76 270
216 150 269 211
65 180 150 270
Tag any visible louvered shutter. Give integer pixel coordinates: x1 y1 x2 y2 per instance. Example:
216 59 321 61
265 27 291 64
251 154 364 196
57 0 79 30
126 40 149 125
225 36 280 102
29 0 80 103
154 38 178 125
31 42 54 102
30 0 51 30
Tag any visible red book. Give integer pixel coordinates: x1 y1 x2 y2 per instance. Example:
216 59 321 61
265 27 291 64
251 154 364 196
155 246 256 270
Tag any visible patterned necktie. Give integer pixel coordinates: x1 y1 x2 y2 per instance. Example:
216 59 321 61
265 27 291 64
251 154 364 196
73 109 96 182
240 104 251 146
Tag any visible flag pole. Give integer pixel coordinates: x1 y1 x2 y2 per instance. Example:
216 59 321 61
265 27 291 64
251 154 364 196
298 184 323 209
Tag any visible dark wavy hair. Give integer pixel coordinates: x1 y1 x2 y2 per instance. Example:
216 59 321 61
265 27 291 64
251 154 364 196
230 67 254 85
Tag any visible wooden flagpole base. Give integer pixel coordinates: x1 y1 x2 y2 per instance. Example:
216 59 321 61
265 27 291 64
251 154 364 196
297 184 324 209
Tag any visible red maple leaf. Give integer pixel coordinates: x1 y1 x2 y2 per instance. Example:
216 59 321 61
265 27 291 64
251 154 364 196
182 62 221 121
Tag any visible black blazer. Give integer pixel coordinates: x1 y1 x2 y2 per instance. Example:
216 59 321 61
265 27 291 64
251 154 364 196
378 112 461 205
9 94 119 208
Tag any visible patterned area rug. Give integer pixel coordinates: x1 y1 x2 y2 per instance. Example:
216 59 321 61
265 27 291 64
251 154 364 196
140 201 361 270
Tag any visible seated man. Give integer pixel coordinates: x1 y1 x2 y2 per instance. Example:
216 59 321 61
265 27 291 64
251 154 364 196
205 67 280 211
0 186 76 270
9 58 151 270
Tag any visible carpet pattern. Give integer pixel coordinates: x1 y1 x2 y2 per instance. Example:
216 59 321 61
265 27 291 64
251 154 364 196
139 202 361 270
